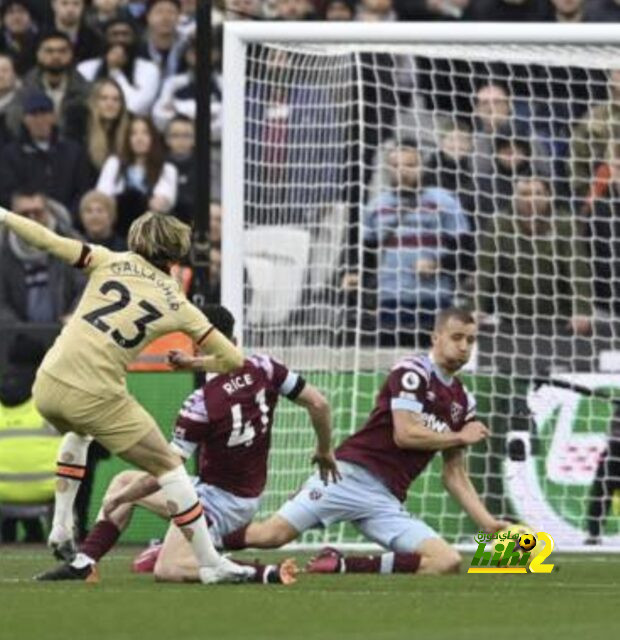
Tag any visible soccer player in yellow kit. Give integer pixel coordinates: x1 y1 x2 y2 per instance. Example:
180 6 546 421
0 207 255 584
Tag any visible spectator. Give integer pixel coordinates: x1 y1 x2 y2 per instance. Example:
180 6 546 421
86 78 130 172
78 189 126 250
0 54 20 148
152 34 197 131
424 122 476 215
77 18 161 116
585 0 620 21
138 0 188 81
0 334 61 544
357 0 396 20
96 115 178 235
468 0 551 21
0 189 85 324
0 90 92 215
393 0 472 19
274 0 317 20
224 0 263 20
324 0 356 20
7 31 90 141
85 0 131 39
572 69 620 200
51 0 104 62
342 141 469 347
550 0 586 21
471 83 549 204
589 142 620 317
476 175 592 337
0 0 39 76
165 115 194 223
478 124 537 214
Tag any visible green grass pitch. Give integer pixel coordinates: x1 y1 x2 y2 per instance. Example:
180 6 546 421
0 547 617 640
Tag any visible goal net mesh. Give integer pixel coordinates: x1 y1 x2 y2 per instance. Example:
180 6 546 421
228 39 620 550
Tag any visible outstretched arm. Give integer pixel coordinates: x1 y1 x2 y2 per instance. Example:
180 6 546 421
292 384 340 484
0 208 85 266
441 447 508 534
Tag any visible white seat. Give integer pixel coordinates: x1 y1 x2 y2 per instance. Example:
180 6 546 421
244 226 311 325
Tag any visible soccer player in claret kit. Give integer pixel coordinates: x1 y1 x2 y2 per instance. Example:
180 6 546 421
221 308 511 575
0 206 264 584
44 305 338 584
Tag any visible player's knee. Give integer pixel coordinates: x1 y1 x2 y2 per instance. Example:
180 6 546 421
153 554 182 583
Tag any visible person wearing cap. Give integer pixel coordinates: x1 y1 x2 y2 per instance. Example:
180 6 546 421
138 0 188 82
0 334 61 544
0 90 93 216
0 0 39 76
77 18 160 116
6 31 90 141
51 0 104 63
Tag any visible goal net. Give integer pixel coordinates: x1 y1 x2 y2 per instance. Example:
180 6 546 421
222 23 620 551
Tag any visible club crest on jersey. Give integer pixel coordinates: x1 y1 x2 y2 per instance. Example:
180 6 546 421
451 402 463 423
309 489 322 501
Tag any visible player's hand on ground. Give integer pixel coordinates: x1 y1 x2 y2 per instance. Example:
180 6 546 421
278 558 299 585
311 449 341 484
460 421 490 445
167 349 195 370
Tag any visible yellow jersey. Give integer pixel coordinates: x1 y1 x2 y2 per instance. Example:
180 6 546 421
2 212 241 398
40 246 212 395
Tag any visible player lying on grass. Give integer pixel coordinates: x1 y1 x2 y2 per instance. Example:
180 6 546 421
40 305 339 584
216 308 511 575
0 206 257 584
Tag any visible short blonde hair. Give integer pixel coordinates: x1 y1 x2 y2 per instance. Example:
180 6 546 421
79 190 117 224
128 211 191 266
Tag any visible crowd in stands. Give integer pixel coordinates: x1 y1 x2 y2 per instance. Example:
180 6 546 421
0 0 619 341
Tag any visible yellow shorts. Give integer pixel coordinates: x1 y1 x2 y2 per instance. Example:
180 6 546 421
32 370 156 454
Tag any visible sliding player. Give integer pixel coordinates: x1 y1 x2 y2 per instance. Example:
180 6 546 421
220 308 511 575
43 305 338 584
0 207 254 584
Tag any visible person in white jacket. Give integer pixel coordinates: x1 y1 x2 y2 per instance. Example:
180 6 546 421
77 17 160 116
97 115 177 235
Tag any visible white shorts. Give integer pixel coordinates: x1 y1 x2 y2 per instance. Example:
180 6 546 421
192 478 260 548
278 462 439 553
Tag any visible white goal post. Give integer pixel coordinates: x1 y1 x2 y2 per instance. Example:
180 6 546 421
222 22 620 552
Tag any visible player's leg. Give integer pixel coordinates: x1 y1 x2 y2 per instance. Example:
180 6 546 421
223 465 352 550
31 373 93 560
37 394 253 584
78 470 169 566
48 432 93 560
223 514 301 550
306 464 460 576
154 523 297 585
117 426 255 583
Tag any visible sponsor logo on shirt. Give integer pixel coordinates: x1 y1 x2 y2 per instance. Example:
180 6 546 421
423 414 449 433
